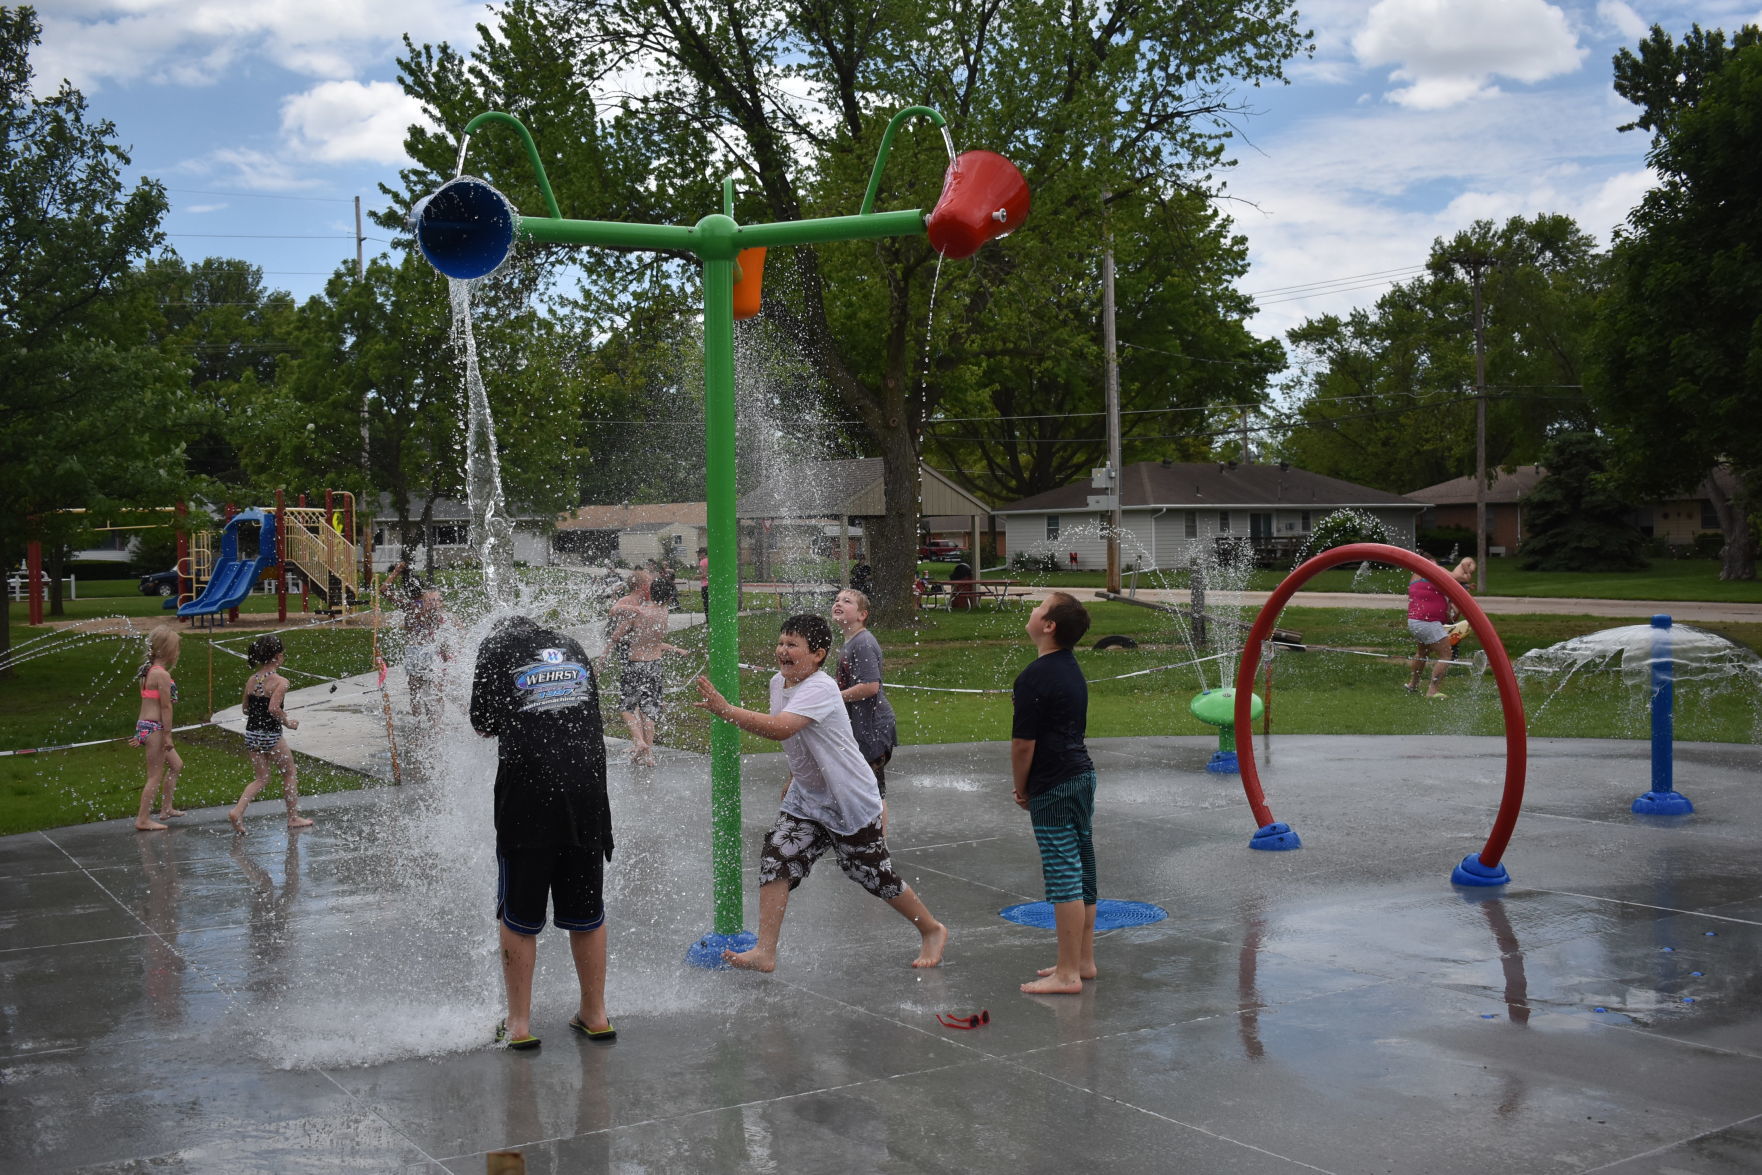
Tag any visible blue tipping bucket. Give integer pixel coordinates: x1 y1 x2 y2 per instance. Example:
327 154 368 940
413 177 517 280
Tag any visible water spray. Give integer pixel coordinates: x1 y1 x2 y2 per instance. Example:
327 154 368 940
414 105 1030 966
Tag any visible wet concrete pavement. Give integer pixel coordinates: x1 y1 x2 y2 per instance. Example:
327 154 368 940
3 730 1760 1173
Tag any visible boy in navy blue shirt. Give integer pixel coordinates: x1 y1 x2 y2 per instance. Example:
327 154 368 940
1011 591 1097 994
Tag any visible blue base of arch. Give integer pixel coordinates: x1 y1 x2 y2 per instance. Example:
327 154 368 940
684 930 759 970
1632 790 1694 815
1249 821 1302 851
1451 852 1510 887
998 899 1168 930
1205 750 1240 774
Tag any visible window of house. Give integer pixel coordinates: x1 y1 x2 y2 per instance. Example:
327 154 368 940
1217 511 1231 533
1300 510 1311 532
1701 501 1719 529
1046 515 1060 541
1250 512 1272 537
1184 511 1198 538
431 523 467 546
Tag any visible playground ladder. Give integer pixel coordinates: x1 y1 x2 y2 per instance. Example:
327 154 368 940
282 508 360 612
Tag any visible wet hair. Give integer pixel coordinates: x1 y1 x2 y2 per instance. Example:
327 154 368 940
247 634 285 668
780 613 834 657
1042 591 1091 650
137 627 180 678
838 589 871 614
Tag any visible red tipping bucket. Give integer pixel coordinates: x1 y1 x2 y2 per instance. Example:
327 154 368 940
926 150 1030 259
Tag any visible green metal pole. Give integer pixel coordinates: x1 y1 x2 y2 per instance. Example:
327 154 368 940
701 232 745 937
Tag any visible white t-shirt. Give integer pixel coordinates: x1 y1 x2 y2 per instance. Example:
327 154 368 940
770 669 883 835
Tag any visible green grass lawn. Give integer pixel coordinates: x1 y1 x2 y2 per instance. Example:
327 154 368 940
6 596 1758 835
941 558 1762 602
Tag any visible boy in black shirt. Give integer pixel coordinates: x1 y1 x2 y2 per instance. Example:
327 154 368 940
1010 591 1098 995
470 614 616 1050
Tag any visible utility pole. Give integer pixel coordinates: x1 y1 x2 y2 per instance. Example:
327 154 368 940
1101 205 1122 595
1449 252 1495 594
356 195 372 583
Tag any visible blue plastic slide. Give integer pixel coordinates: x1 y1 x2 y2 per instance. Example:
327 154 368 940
178 509 278 617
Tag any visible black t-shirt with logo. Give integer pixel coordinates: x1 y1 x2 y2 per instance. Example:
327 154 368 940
1011 648 1095 797
469 619 612 857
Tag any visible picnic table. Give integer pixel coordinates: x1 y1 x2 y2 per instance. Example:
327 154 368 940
922 578 1026 611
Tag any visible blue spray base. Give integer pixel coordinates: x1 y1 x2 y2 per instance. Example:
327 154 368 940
1632 790 1694 815
1205 750 1240 774
999 899 1168 930
1249 821 1302 851
684 930 759 970
1451 852 1511 887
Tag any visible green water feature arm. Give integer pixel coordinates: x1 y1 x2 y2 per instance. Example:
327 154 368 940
460 111 563 220
861 106 947 216
736 208 926 249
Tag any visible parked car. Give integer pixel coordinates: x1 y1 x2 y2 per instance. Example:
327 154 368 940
918 539 963 560
139 568 181 597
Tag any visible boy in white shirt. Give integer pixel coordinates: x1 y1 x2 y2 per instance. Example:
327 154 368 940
694 614 947 972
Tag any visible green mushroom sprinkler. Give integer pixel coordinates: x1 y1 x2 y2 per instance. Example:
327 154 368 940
1189 687 1263 776
413 107 1029 967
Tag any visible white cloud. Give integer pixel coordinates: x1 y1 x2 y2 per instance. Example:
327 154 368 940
1596 1 1649 40
33 1 485 94
281 80 437 165
1225 83 1648 342
1354 0 1586 108
187 146 327 192
185 203 229 214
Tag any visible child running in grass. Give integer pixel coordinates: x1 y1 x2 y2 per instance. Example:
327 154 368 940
693 614 947 973
1011 592 1098 995
229 635 313 834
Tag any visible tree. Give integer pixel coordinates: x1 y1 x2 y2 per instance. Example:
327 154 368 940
1517 432 1646 571
244 253 592 572
0 7 178 668
1594 28 1762 581
388 0 1310 616
1276 214 1603 493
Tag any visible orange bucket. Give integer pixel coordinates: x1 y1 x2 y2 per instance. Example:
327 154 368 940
732 247 766 320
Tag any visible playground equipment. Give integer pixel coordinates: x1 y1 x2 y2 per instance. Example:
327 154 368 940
414 106 1028 965
175 492 362 621
1189 687 1263 774
1229 543 1529 885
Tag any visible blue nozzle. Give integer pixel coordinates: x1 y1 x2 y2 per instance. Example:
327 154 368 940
413 177 516 280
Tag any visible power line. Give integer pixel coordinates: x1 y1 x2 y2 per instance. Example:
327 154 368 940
1244 265 1427 298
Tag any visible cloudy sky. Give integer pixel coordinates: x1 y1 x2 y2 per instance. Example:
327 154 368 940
32 0 1762 344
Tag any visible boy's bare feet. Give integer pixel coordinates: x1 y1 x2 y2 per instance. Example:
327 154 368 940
722 946 776 972
134 818 168 832
1037 965 1098 980
228 810 247 835
912 922 949 968
1020 973 1084 995
154 808 185 819
287 815 314 828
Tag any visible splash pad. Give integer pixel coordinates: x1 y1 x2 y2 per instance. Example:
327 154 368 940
414 107 1028 964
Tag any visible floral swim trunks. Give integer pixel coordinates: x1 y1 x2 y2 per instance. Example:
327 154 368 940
129 719 162 747
757 812 903 900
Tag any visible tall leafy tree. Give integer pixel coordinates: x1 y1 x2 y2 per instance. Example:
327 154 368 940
0 7 179 666
389 0 1309 615
1276 214 1603 493
246 253 592 572
1595 27 1762 580
1517 431 1646 571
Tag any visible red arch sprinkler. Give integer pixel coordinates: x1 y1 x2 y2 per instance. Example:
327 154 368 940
1230 542 1528 886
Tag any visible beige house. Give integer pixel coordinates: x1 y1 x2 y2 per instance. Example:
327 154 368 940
738 458 992 573
1406 466 1733 553
553 502 707 566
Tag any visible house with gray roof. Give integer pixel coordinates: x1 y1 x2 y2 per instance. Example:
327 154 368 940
993 461 1426 570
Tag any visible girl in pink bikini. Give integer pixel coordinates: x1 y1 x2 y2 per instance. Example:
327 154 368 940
132 627 184 832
